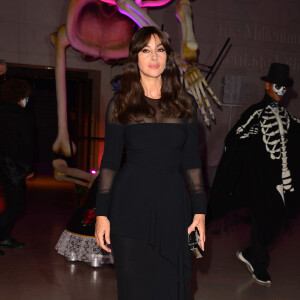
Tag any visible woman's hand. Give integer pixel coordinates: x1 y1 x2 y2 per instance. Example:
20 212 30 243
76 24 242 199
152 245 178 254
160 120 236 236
188 214 205 251
95 216 111 253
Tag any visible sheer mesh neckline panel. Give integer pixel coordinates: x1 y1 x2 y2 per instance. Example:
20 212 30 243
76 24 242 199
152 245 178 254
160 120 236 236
106 96 197 125
144 95 160 101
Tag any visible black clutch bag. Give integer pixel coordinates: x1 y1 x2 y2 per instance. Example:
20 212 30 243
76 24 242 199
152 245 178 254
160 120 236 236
188 228 203 259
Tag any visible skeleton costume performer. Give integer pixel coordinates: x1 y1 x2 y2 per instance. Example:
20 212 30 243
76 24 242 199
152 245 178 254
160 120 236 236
209 63 300 284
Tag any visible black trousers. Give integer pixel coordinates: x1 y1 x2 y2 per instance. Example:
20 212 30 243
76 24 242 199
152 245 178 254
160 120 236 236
244 223 269 270
0 177 26 241
246 217 278 270
245 209 285 271
111 234 191 300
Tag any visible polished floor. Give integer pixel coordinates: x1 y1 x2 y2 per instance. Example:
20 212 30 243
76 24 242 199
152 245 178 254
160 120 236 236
0 175 299 300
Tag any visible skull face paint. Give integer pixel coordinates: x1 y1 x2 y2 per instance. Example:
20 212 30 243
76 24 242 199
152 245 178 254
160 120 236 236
273 84 286 97
266 82 286 102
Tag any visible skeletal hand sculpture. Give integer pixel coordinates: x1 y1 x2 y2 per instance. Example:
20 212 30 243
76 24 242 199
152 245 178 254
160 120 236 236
175 55 221 126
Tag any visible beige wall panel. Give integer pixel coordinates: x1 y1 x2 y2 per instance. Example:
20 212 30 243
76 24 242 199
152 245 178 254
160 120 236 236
0 20 19 56
18 0 69 26
0 0 19 23
19 22 57 56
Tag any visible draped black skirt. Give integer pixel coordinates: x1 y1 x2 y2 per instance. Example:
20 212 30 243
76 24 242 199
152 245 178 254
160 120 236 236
111 234 191 300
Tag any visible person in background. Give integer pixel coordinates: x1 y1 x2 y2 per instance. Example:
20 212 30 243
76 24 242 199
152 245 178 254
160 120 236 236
0 79 34 255
209 63 300 285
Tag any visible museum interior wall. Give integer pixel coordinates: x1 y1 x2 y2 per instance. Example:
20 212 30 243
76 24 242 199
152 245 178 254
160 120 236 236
0 0 299 184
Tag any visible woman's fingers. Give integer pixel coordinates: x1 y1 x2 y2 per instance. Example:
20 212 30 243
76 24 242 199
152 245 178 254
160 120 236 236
97 229 111 253
101 232 112 253
197 225 205 251
187 220 197 235
95 232 100 246
105 227 111 246
95 217 111 253
188 214 206 251
95 228 102 247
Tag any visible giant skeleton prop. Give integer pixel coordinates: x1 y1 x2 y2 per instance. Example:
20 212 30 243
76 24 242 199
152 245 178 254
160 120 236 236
50 0 223 185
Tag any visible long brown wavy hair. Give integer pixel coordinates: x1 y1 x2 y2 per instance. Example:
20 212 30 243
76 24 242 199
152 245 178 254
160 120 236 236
114 26 193 124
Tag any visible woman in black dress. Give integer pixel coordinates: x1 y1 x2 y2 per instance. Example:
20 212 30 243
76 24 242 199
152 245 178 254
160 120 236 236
95 26 206 300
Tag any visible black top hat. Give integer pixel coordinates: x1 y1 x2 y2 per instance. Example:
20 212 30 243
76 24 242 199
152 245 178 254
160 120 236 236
261 63 293 87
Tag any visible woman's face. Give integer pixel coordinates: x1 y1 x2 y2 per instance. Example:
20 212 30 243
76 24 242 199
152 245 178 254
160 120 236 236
138 34 167 81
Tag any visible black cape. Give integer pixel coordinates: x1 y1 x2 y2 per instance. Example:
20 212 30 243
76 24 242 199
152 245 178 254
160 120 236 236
209 95 300 243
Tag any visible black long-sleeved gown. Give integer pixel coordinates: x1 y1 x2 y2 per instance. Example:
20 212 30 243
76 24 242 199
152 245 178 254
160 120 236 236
96 95 206 300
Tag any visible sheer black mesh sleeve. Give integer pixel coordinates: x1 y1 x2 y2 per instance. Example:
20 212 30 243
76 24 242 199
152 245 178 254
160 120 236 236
96 98 124 217
181 95 206 214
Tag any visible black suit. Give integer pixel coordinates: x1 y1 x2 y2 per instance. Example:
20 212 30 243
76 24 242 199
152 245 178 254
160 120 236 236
0 100 34 241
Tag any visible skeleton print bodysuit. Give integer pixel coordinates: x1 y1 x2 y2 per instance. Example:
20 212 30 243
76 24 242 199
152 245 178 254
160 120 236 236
235 98 300 204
